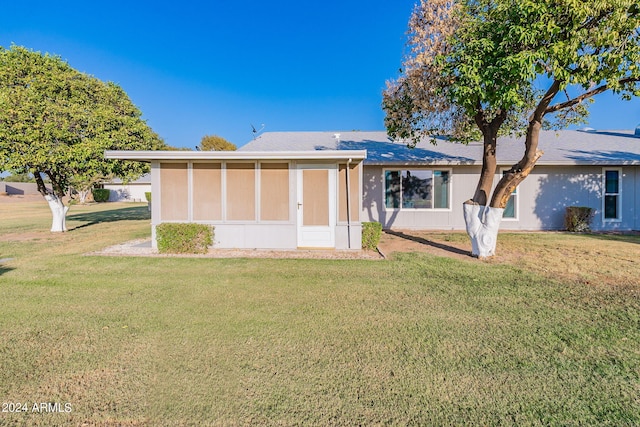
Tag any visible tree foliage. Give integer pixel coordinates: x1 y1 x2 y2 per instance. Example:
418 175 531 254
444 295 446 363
386 0 640 149
199 134 236 151
0 45 165 199
384 0 640 256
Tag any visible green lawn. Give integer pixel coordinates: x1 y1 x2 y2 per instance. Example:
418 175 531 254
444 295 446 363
0 201 639 425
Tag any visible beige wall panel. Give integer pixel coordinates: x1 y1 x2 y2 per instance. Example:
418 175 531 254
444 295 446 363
303 169 329 226
338 163 360 222
260 163 289 221
193 163 222 221
160 163 188 221
227 163 256 221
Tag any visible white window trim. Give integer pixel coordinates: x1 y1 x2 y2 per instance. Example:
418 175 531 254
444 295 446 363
382 167 453 212
602 167 622 223
500 168 519 221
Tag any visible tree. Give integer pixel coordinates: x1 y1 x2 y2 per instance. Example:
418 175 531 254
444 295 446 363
198 134 236 151
0 45 165 231
384 0 640 257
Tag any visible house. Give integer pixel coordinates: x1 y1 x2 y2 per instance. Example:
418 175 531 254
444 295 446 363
105 128 640 250
240 129 640 232
102 174 151 202
104 150 366 250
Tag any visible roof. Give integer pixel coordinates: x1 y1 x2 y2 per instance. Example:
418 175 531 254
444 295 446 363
104 150 367 162
239 130 640 166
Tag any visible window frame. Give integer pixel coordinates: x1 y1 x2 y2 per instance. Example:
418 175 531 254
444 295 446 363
383 167 452 211
500 168 519 221
602 168 622 222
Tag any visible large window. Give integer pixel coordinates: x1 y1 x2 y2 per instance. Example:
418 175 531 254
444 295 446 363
603 169 621 221
384 169 450 209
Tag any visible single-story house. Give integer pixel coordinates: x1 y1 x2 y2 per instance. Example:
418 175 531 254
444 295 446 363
104 150 367 250
106 127 640 250
102 174 151 202
239 129 640 232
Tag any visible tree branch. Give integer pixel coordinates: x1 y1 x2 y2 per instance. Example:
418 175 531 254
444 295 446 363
545 77 640 114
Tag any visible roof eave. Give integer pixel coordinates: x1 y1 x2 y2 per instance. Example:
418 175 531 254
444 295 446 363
105 150 367 162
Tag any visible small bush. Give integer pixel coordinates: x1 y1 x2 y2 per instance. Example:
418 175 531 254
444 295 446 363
564 206 594 232
144 192 151 203
156 223 214 254
362 222 383 250
92 188 110 202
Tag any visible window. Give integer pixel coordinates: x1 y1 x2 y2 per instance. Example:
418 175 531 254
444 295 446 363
603 169 621 221
260 163 289 221
226 163 256 221
384 169 450 209
160 163 188 220
501 170 518 220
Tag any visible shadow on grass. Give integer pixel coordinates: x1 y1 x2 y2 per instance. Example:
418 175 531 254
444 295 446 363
67 205 150 230
384 230 472 257
0 265 14 276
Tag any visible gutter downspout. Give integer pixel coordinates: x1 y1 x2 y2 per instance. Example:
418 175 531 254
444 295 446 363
346 159 352 249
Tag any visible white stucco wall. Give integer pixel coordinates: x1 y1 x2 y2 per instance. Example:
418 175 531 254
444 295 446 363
104 183 151 202
362 164 640 231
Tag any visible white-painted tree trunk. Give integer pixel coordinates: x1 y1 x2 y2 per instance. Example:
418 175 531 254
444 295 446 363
463 203 503 258
78 189 90 204
45 195 69 232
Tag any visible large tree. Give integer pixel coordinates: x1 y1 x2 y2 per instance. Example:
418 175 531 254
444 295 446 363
0 45 165 231
384 0 640 257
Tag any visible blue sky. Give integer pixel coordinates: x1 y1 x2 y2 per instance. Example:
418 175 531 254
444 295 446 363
2 1 639 149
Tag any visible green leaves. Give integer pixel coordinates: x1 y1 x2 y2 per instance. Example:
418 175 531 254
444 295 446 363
384 0 640 143
0 45 164 198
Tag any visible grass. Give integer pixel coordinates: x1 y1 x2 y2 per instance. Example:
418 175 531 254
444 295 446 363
0 201 639 425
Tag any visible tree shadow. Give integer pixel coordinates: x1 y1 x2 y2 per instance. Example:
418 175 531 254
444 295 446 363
533 170 607 230
384 230 472 257
0 261 15 276
67 205 150 230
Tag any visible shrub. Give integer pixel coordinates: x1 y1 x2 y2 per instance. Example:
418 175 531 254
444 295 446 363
92 188 110 202
362 221 383 250
564 206 594 232
144 192 151 203
156 223 214 254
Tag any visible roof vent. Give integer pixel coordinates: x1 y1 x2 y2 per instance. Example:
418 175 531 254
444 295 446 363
635 124 640 137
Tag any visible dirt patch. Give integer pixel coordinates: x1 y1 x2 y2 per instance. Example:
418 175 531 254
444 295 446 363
377 230 473 260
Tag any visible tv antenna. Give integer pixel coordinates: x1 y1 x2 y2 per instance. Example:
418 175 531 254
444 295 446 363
251 123 265 139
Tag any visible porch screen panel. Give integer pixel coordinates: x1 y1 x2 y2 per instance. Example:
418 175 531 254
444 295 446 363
338 163 360 222
193 163 222 221
227 163 256 221
260 163 289 221
303 169 329 226
160 163 188 220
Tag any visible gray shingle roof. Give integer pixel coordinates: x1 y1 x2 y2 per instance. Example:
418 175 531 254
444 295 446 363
240 130 640 166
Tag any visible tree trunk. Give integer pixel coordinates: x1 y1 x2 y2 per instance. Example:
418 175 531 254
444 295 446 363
45 194 69 232
78 189 90 204
464 112 504 257
35 172 69 233
490 81 560 209
463 203 503 258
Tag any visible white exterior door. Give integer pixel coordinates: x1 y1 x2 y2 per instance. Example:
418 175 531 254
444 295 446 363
297 164 336 248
